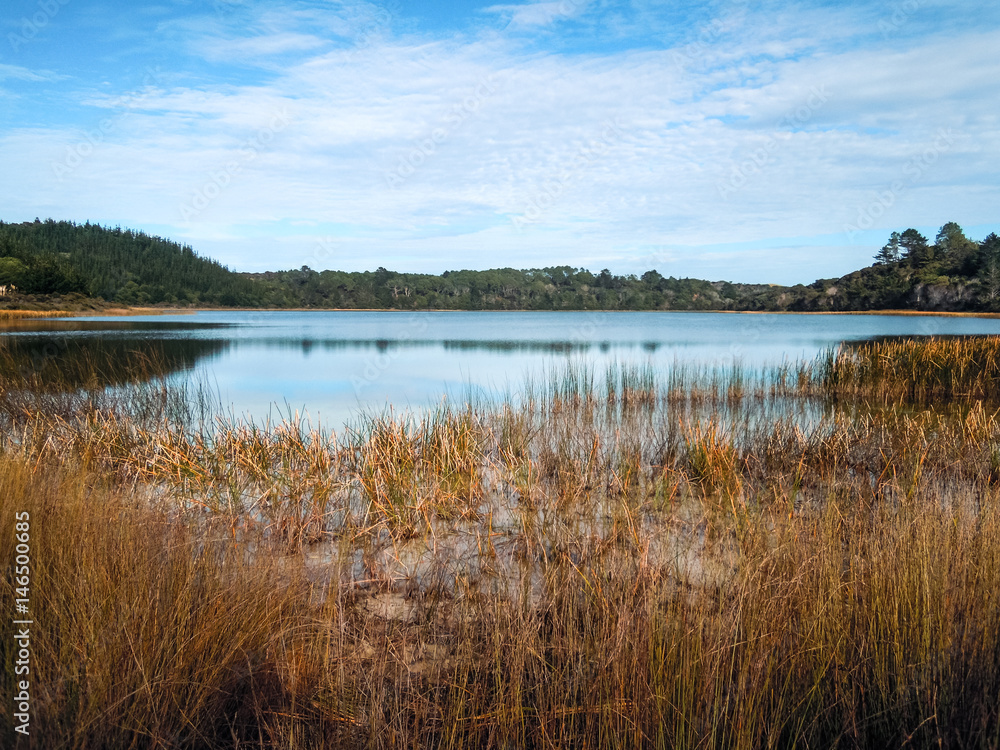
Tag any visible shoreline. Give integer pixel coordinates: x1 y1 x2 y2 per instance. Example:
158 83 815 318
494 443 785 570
84 307 1000 319
6 305 1000 319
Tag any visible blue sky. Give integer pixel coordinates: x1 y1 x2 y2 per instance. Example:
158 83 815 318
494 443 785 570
1 0 998 284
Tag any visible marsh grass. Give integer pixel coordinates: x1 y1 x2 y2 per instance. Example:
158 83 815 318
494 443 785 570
2 342 1000 747
0 310 73 319
822 335 1000 401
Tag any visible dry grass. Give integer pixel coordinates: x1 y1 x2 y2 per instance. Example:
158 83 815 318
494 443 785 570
822 335 1000 401
0 310 74 319
2 341 1000 747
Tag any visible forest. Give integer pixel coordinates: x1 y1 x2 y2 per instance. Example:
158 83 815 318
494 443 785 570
0 219 259 306
1 218 998 312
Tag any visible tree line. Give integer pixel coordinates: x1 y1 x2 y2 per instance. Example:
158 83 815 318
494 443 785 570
1 218 998 312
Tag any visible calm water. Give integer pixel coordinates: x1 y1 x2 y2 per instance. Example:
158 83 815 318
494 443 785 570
5 310 1000 425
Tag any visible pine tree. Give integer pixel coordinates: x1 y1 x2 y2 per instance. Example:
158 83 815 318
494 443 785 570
874 231 901 264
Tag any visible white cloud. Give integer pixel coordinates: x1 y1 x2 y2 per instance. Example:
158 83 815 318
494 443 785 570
483 1 588 29
0 64 61 82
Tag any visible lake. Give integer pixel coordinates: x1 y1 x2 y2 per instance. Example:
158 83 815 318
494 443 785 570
5 310 1000 425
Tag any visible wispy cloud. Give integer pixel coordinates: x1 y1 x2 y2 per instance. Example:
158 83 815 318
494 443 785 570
0 63 61 82
483 1 589 29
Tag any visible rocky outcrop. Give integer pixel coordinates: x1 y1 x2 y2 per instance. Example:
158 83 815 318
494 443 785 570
909 282 980 311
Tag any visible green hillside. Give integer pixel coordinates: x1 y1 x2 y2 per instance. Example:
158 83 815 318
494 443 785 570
1 218 997 312
244 265 783 310
0 219 262 306
787 224 1000 313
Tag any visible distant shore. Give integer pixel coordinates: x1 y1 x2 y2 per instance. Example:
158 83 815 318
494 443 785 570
5 305 1000 319
0 306 184 319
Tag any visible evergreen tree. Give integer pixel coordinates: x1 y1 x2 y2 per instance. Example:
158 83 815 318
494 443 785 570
874 231 901 264
935 222 978 274
978 233 1000 306
900 229 932 267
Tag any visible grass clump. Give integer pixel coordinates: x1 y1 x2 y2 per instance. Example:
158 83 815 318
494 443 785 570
0 457 328 748
822 335 1000 401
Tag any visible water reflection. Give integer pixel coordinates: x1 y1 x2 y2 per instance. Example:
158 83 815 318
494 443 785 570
1 310 999 424
0 334 229 388
0 318 232 334
218 338 663 354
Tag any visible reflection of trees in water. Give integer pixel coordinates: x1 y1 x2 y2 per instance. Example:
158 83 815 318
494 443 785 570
0 336 230 390
241 338 669 354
